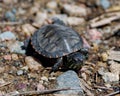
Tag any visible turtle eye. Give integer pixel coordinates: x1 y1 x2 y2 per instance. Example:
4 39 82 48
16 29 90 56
72 54 85 62
74 57 79 62
75 57 83 62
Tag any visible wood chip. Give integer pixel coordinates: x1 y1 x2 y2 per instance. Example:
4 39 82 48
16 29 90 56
108 50 120 61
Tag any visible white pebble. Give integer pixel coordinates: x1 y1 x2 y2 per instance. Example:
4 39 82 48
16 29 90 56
34 12 48 25
63 4 87 17
41 76 48 82
67 17 85 25
46 1 57 9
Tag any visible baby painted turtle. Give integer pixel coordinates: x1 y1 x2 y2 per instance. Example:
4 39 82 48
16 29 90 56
26 18 88 72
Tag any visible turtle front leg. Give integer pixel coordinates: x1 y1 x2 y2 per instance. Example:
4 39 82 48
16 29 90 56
50 57 62 73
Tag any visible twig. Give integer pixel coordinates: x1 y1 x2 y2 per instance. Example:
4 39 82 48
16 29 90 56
90 15 120 28
94 85 113 91
89 11 120 28
90 12 120 23
105 90 120 96
0 21 22 25
5 87 73 96
0 82 12 88
79 79 94 96
105 24 120 40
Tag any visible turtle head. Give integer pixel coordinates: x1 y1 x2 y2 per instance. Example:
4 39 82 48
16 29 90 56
52 18 65 26
66 50 88 70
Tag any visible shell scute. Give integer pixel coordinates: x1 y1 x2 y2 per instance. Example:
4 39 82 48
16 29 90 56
31 24 83 58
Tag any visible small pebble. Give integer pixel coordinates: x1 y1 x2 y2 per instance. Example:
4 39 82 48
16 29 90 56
101 52 108 61
16 70 24 76
98 67 107 76
48 77 56 80
29 6 39 15
63 4 87 17
11 8 17 14
5 11 16 21
92 43 99 52
18 7 26 15
3 54 11 60
0 67 5 73
102 72 119 82
34 12 48 25
97 62 107 68
37 83 45 91
100 0 110 9
67 17 85 26
46 1 58 10
46 8 56 14
7 41 25 54
87 29 102 42
11 54 19 60
13 61 22 67
25 56 42 71
41 76 48 82
0 31 16 41
0 79 6 84
40 77 48 85
21 66 29 71
3 0 17 4
109 61 120 74
98 67 119 82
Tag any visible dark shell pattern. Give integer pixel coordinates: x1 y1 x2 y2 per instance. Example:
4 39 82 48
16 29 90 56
31 24 83 58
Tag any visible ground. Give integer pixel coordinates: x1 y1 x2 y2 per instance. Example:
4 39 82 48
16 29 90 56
0 0 120 96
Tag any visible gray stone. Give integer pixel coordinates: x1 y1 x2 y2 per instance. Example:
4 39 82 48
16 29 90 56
100 0 110 9
56 70 84 96
7 41 26 54
16 70 24 76
5 11 16 21
0 31 16 41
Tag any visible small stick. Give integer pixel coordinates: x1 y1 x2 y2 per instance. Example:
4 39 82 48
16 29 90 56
105 90 120 96
6 87 73 96
0 82 12 88
90 11 120 23
94 85 113 91
90 15 120 28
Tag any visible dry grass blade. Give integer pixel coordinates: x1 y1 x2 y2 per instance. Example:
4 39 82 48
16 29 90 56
79 79 94 96
94 85 113 91
0 82 12 88
105 90 120 96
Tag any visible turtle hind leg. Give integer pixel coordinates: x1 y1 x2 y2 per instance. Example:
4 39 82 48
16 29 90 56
50 57 62 73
